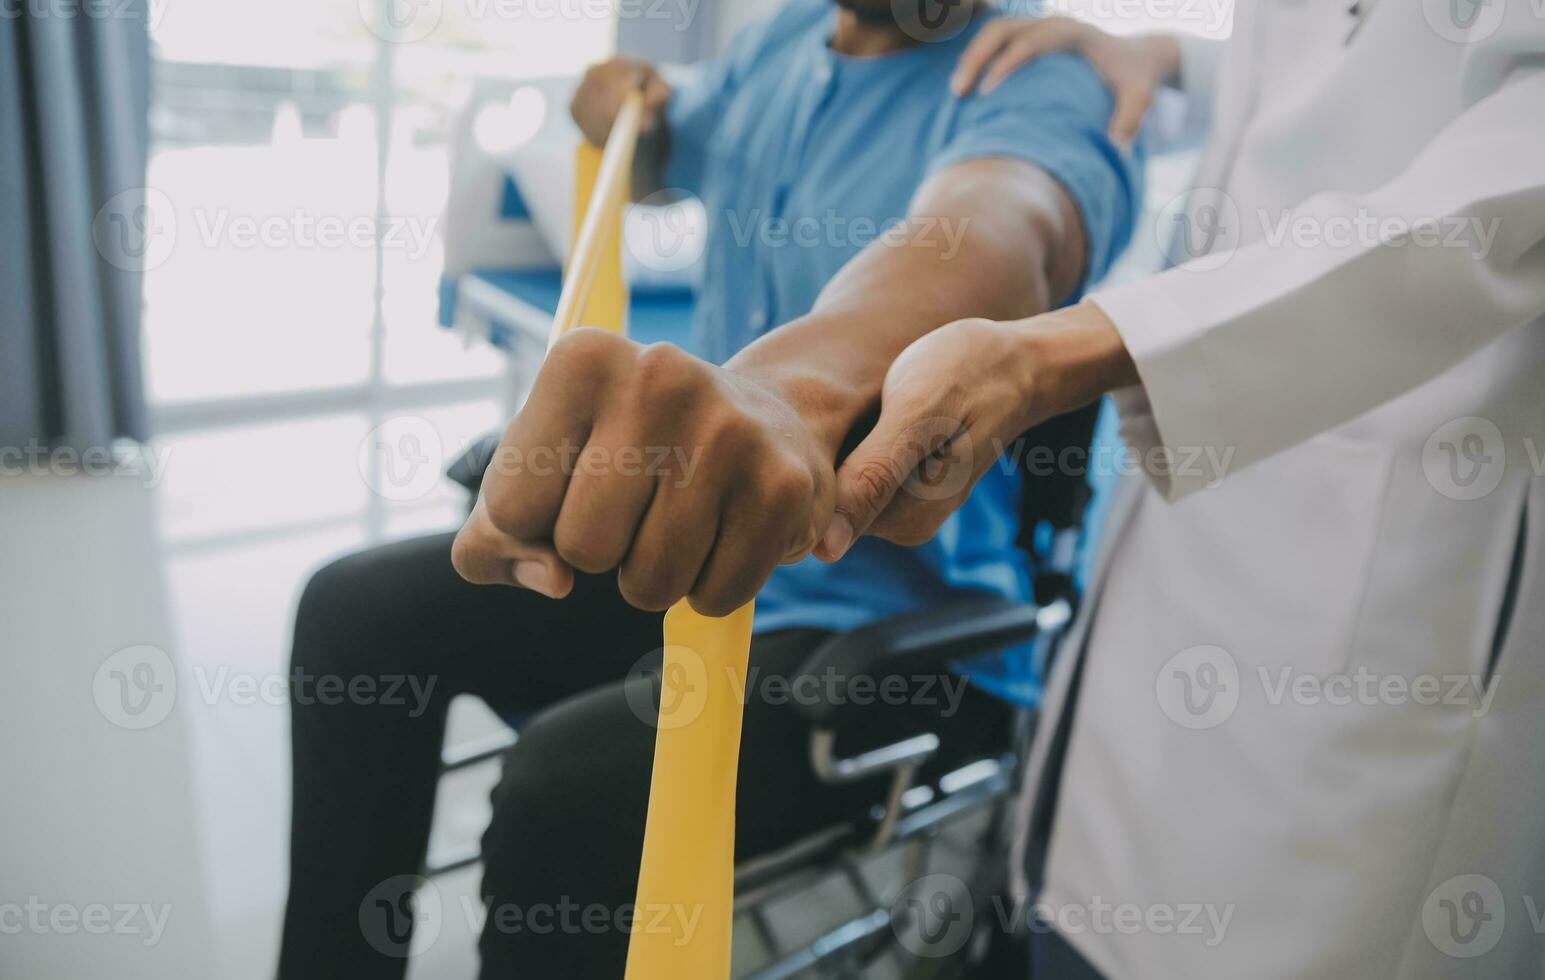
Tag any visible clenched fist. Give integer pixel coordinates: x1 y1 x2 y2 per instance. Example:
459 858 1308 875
453 330 838 617
569 56 671 148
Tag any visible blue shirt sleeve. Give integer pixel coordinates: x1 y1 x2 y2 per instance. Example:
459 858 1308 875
662 61 733 198
664 7 800 197
927 51 1146 296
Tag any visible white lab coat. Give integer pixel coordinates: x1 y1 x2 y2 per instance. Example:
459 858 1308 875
1010 2 1545 978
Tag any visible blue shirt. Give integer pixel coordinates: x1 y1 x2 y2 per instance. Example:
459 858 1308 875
665 0 1143 704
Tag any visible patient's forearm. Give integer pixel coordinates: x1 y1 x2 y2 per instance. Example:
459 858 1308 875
725 157 1086 457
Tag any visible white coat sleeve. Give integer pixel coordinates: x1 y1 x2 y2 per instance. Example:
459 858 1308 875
1094 22 1545 501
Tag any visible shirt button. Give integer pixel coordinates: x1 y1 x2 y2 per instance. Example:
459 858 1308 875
748 309 768 332
814 63 832 85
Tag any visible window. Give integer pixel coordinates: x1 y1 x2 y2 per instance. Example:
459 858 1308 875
142 5 615 974
146 2 617 552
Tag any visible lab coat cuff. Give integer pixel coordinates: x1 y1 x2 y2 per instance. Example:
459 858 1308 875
1090 276 1230 502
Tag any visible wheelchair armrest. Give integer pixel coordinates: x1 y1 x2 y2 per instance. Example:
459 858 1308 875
446 432 501 494
791 594 1069 727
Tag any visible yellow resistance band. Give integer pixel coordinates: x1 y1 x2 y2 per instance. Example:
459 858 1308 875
555 91 754 980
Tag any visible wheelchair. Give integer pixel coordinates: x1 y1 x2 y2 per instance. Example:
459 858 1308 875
428 402 1100 978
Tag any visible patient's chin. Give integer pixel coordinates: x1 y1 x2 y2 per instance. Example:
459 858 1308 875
833 0 982 41
832 0 901 26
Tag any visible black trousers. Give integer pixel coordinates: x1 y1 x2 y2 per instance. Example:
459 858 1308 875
277 531 1012 979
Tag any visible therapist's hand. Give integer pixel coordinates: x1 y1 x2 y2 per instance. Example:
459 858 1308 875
950 17 1181 147
816 303 1137 560
452 330 837 617
569 56 671 147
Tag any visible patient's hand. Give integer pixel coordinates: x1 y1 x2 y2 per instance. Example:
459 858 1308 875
570 57 671 148
453 330 837 616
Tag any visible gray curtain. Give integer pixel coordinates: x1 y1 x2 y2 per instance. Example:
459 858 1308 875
0 3 152 451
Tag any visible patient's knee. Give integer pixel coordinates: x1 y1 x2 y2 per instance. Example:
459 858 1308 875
294 554 364 654
487 684 654 832
289 549 453 729
291 547 416 679
480 710 651 900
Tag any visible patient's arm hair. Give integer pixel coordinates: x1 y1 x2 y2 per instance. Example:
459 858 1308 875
725 157 1087 460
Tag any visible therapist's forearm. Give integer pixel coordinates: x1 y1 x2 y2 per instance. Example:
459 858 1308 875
812 292 1138 558
1008 301 1139 425
724 158 1086 459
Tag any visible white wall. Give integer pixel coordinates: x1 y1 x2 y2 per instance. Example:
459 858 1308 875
0 468 217 979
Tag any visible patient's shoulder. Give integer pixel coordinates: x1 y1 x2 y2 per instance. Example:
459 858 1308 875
959 43 1115 118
